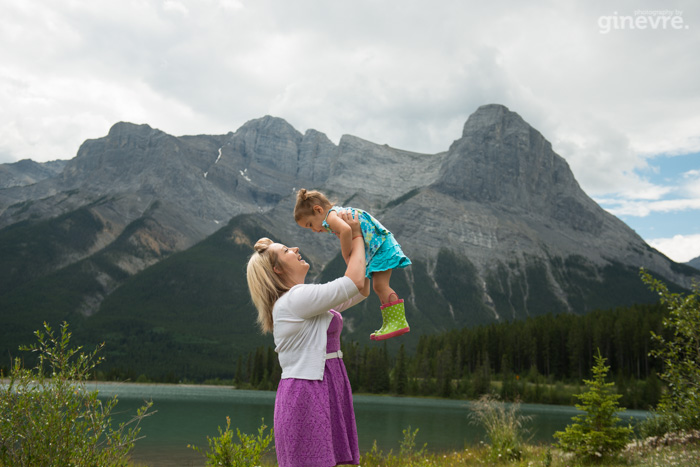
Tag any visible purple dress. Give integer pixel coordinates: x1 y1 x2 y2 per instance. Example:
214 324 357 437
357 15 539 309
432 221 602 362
274 310 360 466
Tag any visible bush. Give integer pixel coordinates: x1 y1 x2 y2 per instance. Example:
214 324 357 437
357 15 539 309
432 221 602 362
189 417 274 467
554 350 633 462
468 394 531 462
0 322 152 466
360 426 427 467
640 269 700 434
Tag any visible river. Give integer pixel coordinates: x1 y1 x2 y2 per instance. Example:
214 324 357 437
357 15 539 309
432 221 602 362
87 382 649 466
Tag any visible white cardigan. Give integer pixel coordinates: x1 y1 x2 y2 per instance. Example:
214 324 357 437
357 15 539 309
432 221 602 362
273 276 365 380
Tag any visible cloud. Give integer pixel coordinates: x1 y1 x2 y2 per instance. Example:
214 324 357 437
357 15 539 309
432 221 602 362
598 156 700 218
604 198 700 217
163 1 189 16
648 234 700 263
0 0 698 211
681 169 700 197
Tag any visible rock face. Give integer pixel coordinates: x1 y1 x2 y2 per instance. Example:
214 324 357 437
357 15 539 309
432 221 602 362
414 105 656 267
689 256 700 271
0 159 66 189
1 104 698 350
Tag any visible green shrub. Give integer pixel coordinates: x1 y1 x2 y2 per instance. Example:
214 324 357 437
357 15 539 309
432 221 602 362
0 322 152 466
189 417 274 467
640 269 700 434
554 350 633 462
468 394 531 462
360 426 427 467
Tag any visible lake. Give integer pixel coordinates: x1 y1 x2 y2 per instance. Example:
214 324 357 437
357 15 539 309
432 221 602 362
87 382 649 466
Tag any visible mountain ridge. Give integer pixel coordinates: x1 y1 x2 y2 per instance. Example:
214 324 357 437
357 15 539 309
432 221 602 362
689 255 700 271
1 103 697 379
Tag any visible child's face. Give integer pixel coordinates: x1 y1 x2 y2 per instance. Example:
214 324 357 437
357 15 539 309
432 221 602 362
297 206 327 233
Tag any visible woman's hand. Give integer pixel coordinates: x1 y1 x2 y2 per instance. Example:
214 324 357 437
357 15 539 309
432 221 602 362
338 209 361 237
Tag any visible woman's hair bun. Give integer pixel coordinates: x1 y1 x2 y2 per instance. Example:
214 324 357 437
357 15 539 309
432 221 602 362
254 237 273 253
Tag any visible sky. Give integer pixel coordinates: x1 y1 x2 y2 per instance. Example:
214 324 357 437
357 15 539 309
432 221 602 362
1 0 699 263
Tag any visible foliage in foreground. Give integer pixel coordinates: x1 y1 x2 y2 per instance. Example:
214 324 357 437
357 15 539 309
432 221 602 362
189 416 274 467
0 322 152 467
361 426 427 467
554 350 633 462
640 269 700 435
468 394 532 462
359 442 700 467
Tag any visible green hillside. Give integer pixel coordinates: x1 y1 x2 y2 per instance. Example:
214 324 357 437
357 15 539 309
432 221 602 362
0 205 104 296
0 210 687 382
73 215 275 380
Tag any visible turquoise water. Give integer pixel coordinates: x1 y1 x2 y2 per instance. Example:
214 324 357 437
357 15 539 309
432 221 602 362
87 382 649 466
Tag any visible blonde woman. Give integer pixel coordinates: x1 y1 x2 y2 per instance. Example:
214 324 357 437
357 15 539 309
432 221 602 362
246 210 369 467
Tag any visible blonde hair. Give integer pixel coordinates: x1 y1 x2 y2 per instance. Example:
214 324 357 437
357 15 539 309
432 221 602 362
246 237 291 333
294 188 332 222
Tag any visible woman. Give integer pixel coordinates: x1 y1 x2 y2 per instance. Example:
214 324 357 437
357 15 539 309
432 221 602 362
246 210 369 467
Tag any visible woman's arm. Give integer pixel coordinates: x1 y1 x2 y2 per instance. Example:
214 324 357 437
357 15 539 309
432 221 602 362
325 210 352 263
338 210 366 292
280 210 367 321
360 277 370 297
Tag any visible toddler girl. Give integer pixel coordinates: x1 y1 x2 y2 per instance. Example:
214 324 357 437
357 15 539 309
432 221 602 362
294 188 411 340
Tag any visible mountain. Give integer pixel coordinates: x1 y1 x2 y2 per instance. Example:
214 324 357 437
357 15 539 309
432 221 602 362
0 159 67 189
1 104 697 380
689 256 700 271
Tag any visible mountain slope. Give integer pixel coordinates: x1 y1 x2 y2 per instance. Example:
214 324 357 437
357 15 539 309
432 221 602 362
689 256 700 271
0 159 66 189
1 104 698 379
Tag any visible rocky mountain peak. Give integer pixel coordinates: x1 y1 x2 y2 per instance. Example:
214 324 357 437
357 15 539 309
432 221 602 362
1 103 699 365
236 115 301 137
460 103 528 137
0 159 67 189
107 121 159 138
60 122 180 188
434 104 599 233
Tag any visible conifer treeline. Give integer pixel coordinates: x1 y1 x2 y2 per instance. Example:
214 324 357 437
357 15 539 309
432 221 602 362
236 303 666 409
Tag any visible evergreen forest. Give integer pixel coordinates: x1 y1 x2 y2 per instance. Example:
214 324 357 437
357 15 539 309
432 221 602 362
217 303 666 410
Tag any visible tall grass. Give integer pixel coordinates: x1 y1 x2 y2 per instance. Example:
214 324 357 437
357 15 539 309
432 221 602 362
468 394 532 462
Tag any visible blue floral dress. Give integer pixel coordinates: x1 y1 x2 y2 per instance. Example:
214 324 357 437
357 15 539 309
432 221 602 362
323 206 411 278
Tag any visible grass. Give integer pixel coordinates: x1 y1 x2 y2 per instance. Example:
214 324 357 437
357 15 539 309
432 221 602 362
357 441 700 466
127 439 700 467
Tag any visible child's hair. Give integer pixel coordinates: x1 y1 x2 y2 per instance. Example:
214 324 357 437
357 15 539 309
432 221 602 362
294 188 332 222
246 237 291 333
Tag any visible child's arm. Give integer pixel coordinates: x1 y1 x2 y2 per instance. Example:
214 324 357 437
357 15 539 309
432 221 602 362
325 210 353 263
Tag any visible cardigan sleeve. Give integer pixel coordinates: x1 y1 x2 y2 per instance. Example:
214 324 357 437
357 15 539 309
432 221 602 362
333 290 367 313
284 276 359 319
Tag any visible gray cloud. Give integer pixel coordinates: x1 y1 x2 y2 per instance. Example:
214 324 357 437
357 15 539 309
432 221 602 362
1 0 698 207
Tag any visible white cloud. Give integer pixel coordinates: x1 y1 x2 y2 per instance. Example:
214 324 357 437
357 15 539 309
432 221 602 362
218 0 244 11
648 234 700 263
1 0 698 271
0 0 698 206
604 198 700 217
681 170 700 197
163 1 189 16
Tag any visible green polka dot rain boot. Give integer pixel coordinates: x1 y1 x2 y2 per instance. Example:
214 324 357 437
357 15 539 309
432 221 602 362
371 297 410 341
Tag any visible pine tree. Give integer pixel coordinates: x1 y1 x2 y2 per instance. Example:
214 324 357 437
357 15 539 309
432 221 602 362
392 344 408 395
554 349 633 462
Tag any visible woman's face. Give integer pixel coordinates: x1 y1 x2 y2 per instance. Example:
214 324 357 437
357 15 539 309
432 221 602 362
270 243 309 285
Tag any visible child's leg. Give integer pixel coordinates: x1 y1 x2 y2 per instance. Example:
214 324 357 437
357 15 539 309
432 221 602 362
370 269 409 341
372 269 397 304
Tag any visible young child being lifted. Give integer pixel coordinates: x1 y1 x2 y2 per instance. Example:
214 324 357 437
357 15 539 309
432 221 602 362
294 188 412 340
